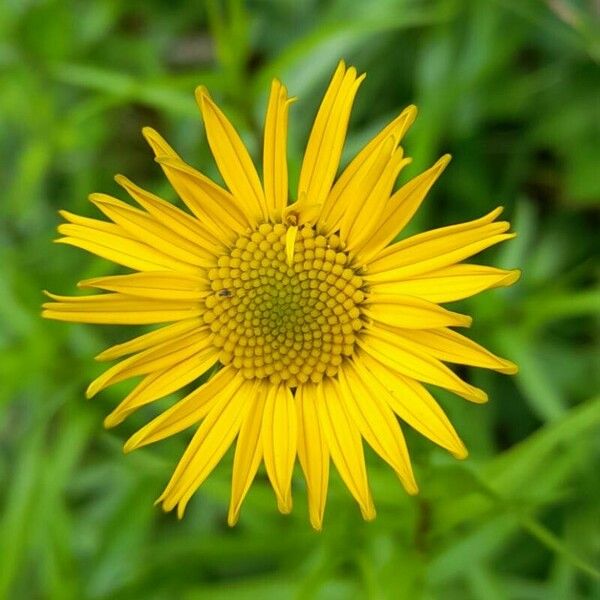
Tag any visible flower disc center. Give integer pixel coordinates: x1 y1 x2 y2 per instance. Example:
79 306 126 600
205 223 366 387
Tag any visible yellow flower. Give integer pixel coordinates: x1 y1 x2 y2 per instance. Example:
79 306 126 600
43 61 519 530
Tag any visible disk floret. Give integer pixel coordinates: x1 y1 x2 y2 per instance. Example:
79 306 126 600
206 223 366 387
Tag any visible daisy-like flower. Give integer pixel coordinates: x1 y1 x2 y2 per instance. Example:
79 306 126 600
43 61 519 530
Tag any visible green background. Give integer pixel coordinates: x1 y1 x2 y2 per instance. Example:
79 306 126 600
1 0 599 598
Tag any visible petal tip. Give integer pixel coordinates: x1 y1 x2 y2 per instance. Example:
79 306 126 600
438 153 452 169
310 518 323 532
123 438 138 454
501 360 519 375
103 411 124 428
277 498 293 514
452 445 469 460
403 477 419 495
194 85 210 107
361 505 376 521
404 104 418 119
227 508 240 527
113 173 129 187
85 383 97 400
141 126 159 141
506 269 522 285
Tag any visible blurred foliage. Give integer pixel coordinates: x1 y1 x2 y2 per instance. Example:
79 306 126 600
1 0 599 598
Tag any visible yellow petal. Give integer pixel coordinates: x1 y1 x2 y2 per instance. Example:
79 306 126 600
298 61 365 208
295 384 329 531
282 192 320 226
42 292 202 325
356 353 467 458
141 127 248 237
358 330 488 403
95 318 203 362
55 226 197 274
153 157 250 236
338 363 418 494
263 79 294 219
85 327 210 398
262 384 297 514
115 174 223 254
228 391 267 526
88 193 215 268
367 207 506 272
59 209 135 238
159 379 257 517
345 151 412 252
321 104 417 225
124 367 242 452
320 107 417 232
336 136 397 240
369 264 521 303
364 209 514 283
364 294 472 329
78 271 209 301
316 379 375 520
285 225 298 267
369 219 510 273
104 345 219 428
396 328 518 374
195 87 267 222
359 155 451 262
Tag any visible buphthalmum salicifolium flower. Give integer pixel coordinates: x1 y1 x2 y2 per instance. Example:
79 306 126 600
43 60 520 530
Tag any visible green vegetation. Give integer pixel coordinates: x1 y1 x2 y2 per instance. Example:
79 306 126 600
1 0 598 598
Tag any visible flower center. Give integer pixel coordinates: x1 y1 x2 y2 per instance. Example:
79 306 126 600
205 223 366 388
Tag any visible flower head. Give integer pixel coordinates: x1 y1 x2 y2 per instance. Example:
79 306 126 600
43 61 519 529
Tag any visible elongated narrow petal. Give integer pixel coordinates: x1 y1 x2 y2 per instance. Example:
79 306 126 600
55 227 197 274
79 271 209 301
95 318 203 362
228 391 267 526
345 151 411 251
263 80 293 219
368 207 506 272
368 220 510 274
298 62 365 209
358 330 488 403
369 264 521 303
124 367 242 452
86 328 210 398
104 345 219 427
316 379 375 520
295 385 329 531
338 363 418 493
396 328 518 374
359 155 451 262
262 384 297 513
153 157 250 235
364 210 513 281
285 225 298 267
159 379 257 517
59 210 136 238
356 353 467 458
364 294 472 329
320 104 417 227
142 127 249 237
195 87 267 222
115 174 224 254
89 194 215 267
42 292 203 325
366 232 516 284
335 136 397 240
